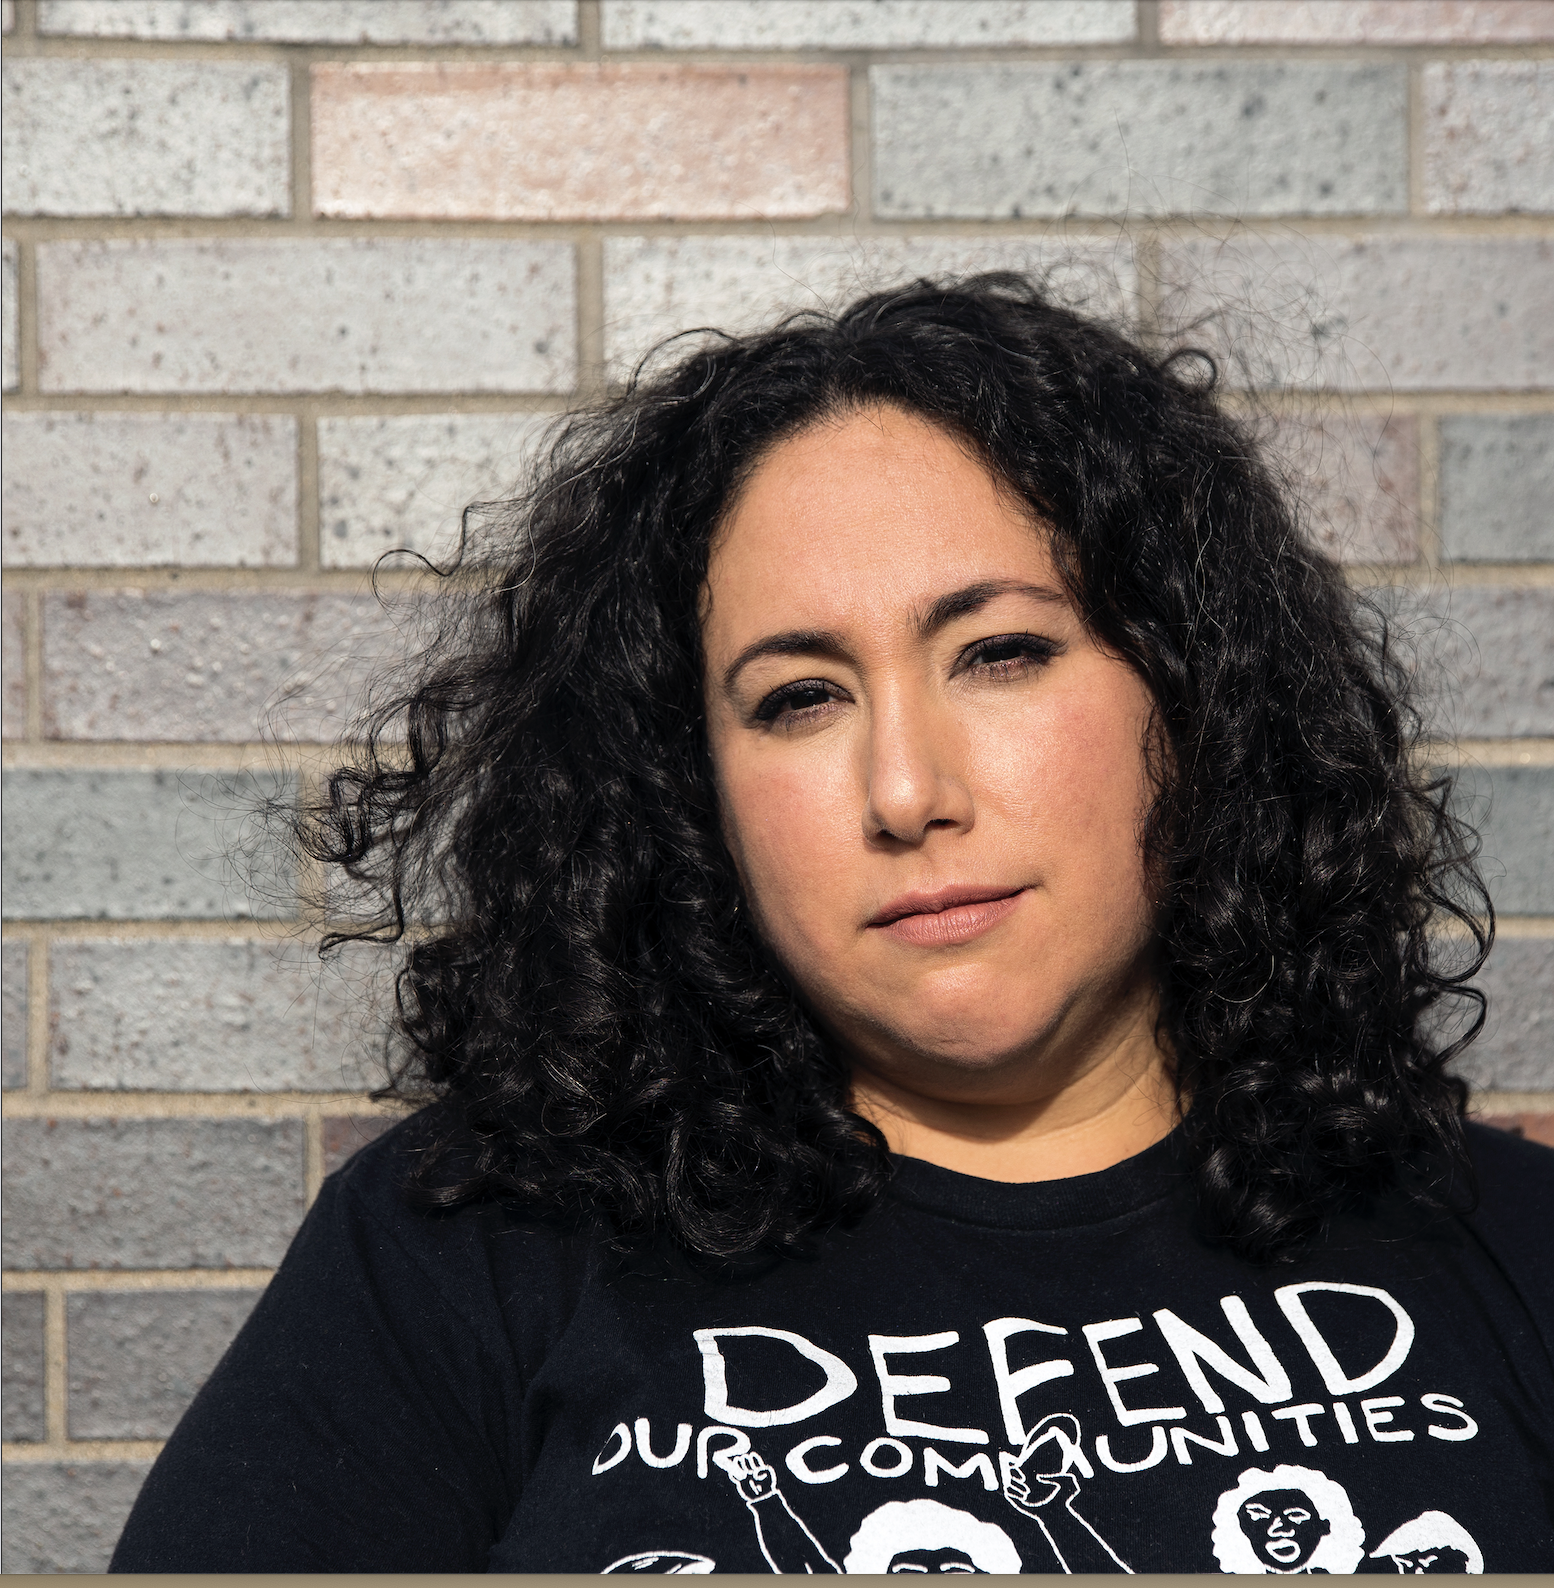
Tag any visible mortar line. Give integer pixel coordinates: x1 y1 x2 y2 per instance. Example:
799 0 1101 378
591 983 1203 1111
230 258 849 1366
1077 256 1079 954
2 1090 405 1118
15 234 38 393
305 1113 326 1204
43 1283 67 1444
1416 413 1443 570
1 1438 166 1464
23 587 42 739
1137 0 1161 53
850 65 874 230
297 411 321 572
577 0 602 60
290 59 313 225
24 931 47 1095
2 1270 275 1292
14 0 36 41
3 213 1551 244
1407 58 1427 218
7 389 1554 421
576 233 605 398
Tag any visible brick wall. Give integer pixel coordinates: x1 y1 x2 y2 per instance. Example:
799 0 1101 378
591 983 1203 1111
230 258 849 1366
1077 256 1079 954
2 0 1552 1570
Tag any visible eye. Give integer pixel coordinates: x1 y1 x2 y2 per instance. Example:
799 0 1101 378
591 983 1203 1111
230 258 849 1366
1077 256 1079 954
752 677 845 726
959 632 1062 681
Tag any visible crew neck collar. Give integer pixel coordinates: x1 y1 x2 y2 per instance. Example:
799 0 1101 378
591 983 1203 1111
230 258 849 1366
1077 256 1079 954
884 1126 1189 1231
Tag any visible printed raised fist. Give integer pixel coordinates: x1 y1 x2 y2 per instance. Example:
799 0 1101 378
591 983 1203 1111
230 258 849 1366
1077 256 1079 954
717 1450 778 1503
1000 1456 1078 1518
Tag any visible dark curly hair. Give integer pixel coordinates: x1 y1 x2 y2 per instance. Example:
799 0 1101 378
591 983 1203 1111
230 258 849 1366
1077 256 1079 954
307 273 1491 1264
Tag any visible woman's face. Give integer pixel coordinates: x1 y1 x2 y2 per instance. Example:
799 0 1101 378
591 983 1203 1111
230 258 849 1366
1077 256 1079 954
702 404 1162 1112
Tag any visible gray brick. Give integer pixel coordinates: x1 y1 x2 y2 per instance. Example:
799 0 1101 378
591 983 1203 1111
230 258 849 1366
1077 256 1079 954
1450 765 1554 917
68 1289 261 1438
319 413 551 570
602 0 1134 48
1160 0 1554 45
2 1290 46 1442
1420 588 1554 740
36 239 576 395
872 62 1405 220
1 768 296 921
50 937 388 1092
3 939 27 1089
39 0 577 43
0 1463 152 1573
1455 938 1554 1093
3 237 16 392
42 590 406 744
1158 236 1554 392
2 59 289 219
2 1117 306 1269
3 412 298 569
1440 415 1554 562
2 587 24 739
604 234 1136 376
1264 413 1418 564
1424 62 1554 216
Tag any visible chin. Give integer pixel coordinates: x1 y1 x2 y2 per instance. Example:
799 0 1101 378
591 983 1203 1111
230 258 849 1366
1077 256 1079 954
878 1001 1063 1075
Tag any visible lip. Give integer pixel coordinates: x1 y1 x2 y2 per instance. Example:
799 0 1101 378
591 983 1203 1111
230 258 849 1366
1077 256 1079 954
868 884 1027 948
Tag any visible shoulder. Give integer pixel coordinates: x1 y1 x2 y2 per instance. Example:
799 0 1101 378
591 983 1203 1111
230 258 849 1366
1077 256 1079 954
317 1106 599 1344
1459 1120 1554 1314
1463 1117 1554 1214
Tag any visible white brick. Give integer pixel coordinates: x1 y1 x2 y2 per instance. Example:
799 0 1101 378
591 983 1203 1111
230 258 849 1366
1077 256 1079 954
1424 63 1554 216
37 0 576 43
50 938 386 1092
36 239 576 395
319 413 552 570
3 413 297 569
872 62 1405 219
42 590 410 744
1160 1 1554 46
1157 236 1554 391
2 60 289 219
602 0 1134 48
3 239 17 392
604 234 1137 376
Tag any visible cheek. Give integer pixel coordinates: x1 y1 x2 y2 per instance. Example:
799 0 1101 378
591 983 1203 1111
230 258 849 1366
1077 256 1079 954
979 678 1153 891
717 751 861 956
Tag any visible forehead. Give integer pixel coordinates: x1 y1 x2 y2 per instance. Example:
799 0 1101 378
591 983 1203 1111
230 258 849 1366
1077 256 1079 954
1244 1489 1314 1511
705 405 1052 633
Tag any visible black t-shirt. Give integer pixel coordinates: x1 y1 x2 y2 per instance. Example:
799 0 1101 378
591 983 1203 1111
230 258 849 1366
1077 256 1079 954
111 1117 1554 1574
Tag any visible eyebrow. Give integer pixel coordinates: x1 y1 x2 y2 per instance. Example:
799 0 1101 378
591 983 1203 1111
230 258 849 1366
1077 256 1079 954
719 578 1068 694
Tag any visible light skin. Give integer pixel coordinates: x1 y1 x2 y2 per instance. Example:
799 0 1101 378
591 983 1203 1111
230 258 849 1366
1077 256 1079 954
701 404 1177 1183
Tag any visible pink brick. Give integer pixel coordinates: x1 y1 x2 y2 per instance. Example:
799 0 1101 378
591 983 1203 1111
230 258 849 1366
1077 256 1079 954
3 589 26 739
1160 1 1554 44
1266 414 1418 564
1478 1112 1554 1148
1424 62 1554 216
322 1114 399 1177
311 62 850 222
42 589 411 744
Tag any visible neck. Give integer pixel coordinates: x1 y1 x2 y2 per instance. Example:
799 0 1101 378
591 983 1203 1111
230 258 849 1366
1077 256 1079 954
848 1009 1179 1183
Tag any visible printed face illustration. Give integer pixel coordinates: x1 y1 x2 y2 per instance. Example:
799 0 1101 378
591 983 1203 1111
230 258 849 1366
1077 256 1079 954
703 405 1162 1115
887 1547 982 1573
1386 1548 1471 1573
1238 1489 1332 1571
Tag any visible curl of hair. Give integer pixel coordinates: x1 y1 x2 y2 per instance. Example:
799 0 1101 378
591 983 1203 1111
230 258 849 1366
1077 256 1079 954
306 274 1490 1263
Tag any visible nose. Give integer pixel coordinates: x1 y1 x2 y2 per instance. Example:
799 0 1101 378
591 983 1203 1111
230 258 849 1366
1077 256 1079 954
862 690 974 845
1268 1517 1294 1538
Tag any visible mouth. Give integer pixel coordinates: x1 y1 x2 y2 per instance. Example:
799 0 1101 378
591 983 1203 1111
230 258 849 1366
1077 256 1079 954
868 885 1026 947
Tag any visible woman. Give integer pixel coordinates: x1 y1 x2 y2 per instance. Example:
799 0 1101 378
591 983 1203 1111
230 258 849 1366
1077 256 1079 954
112 277 1553 1573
